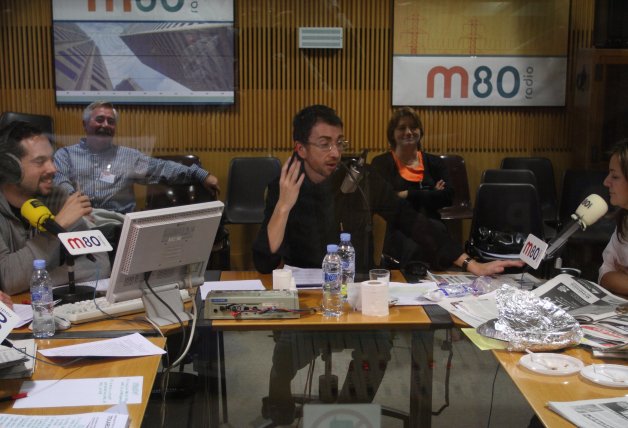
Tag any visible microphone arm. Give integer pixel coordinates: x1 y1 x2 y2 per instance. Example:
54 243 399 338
545 220 581 260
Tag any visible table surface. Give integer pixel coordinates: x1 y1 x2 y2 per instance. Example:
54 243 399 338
0 336 165 427
493 344 628 427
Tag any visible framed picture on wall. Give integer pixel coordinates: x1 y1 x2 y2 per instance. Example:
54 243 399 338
392 0 569 107
52 0 235 105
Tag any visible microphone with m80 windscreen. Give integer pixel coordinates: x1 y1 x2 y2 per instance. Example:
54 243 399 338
21 199 96 303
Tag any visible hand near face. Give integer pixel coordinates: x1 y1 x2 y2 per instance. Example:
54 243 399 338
277 156 305 212
55 192 93 229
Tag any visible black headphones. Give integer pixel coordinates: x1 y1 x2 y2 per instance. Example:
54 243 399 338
0 121 26 184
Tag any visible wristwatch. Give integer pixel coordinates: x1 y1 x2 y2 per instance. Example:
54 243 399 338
462 256 474 272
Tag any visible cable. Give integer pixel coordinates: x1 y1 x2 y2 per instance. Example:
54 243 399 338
486 361 501 428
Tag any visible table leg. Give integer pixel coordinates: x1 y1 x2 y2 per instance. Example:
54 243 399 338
410 330 434 427
196 327 221 427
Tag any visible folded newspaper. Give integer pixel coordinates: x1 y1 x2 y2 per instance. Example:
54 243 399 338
548 397 628 428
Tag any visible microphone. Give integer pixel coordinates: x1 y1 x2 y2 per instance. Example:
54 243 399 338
340 149 368 194
545 194 609 259
20 199 66 235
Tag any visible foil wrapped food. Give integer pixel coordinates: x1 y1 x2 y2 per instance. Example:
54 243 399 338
477 285 583 352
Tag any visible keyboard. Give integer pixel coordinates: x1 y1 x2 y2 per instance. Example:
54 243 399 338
54 289 192 324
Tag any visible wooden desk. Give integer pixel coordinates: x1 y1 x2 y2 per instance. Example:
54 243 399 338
197 270 449 428
0 336 165 428
493 348 628 428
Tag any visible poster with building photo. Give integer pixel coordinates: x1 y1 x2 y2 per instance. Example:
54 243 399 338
52 0 234 105
392 0 569 106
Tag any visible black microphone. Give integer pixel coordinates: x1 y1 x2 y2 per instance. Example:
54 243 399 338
340 149 368 194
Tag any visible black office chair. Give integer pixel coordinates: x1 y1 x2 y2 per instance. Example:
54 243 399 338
467 183 545 264
438 154 473 221
223 157 281 224
556 170 616 281
481 168 538 187
500 157 559 228
0 111 54 142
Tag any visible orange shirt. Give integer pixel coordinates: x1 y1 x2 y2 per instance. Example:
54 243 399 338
391 150 424 182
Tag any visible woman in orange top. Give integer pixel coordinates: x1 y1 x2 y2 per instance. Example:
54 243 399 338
371 107 454 266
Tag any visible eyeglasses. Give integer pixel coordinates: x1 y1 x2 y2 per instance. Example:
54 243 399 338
307 139 349 152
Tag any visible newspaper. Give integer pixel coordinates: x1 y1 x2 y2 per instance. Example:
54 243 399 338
548 397 628 428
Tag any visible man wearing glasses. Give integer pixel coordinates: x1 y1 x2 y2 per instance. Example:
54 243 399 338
252 104 522 424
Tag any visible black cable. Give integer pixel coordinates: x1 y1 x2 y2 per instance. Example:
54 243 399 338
486 361 501 428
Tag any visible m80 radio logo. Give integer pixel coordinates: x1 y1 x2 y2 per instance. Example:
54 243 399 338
393 56 566 107
86 0 192 13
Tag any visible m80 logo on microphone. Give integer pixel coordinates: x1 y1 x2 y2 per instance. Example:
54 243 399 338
519 234 548 270
58 230 114 256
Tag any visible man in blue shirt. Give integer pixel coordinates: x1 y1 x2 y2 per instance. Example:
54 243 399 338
53 101 220 214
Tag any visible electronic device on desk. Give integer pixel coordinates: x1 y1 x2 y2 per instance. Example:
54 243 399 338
204 290 301 319
55 201 224 326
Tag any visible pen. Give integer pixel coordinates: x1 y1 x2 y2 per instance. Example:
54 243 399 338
0 392 28 402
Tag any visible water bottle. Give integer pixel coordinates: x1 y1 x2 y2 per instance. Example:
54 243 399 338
322 244 343 317
338 233 355 301
30 259 55 338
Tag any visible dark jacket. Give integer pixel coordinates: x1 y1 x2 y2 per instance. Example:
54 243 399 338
252 164 462 274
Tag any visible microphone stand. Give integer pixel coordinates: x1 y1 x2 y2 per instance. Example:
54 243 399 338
53 249 96 304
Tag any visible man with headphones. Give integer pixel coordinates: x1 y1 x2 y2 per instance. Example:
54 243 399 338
0 121 110 295
53 101 220 214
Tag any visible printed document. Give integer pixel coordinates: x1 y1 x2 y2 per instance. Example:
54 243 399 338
38 333 165 358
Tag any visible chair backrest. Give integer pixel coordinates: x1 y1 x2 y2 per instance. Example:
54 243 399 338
468 183 544 257
438 154 472 217
224 157 282 224
559 169 611 224
0 111 55 141
145 154 214 209
500 157 558 223
481 168 538 188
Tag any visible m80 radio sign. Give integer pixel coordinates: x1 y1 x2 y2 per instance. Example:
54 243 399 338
393 56 566 107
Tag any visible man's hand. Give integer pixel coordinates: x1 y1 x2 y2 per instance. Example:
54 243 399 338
55 192 93 229
434 179 446 190
0 291 13 309
203 174 221 197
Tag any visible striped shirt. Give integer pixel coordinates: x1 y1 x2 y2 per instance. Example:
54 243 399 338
53 139 210 214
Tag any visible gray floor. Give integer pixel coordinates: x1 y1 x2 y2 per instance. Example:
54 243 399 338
142 329 536 427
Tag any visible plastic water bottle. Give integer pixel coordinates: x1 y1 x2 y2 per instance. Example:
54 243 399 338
322 244 343 317
338 233 355 301
30 259 55 338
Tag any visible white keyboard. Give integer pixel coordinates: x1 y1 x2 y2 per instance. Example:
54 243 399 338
54 289 191 324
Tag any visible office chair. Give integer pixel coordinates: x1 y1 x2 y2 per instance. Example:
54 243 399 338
223 157 281 224
500 157 559 228
481 168 538 188
437 154 473 221
556 170 616 281
0 111 54 142
467 183 545 263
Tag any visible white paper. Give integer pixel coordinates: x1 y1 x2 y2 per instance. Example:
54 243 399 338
12 304 33 328
284 265 323 288
199 280 265 300
0 301 20 343
38 333 165 358
389 281 438 306
0 411 129 427
14 376 143 408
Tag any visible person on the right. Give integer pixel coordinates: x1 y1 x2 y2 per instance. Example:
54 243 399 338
599 139 628 296
371 107 453 267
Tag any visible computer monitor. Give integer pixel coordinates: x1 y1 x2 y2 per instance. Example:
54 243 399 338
106 201 223 324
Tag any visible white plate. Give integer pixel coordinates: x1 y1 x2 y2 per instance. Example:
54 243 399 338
518 353 584 376
580 364 628 388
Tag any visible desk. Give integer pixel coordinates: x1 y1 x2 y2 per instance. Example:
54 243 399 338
493 348 628 428
4 292 168 427
0 336 165 428
196 271 449 428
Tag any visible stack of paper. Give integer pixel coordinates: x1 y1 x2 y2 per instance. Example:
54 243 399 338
0 339 36 379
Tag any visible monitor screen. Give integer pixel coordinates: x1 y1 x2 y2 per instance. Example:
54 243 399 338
106 201 223 303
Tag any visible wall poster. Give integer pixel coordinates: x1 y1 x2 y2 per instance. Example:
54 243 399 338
392 0 570 107
52 0 234 105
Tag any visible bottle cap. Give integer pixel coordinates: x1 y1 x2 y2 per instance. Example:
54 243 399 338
340 233 351 242
327 244 338 253
33 259 46 269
